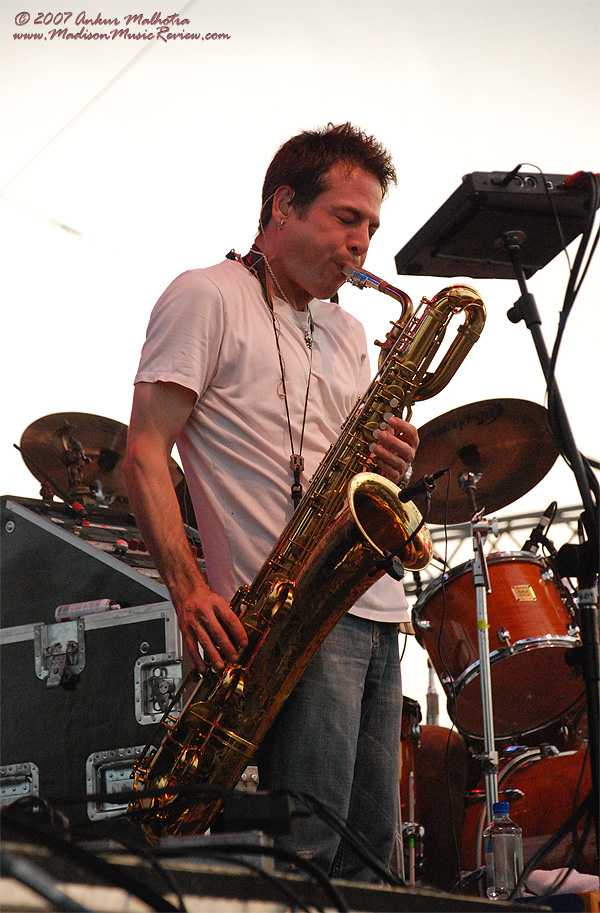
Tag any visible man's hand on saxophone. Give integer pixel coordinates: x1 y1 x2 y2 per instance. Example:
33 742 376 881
175 583 247 675
371 415 419 485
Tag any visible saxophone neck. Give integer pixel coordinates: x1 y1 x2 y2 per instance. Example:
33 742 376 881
342 265 413 319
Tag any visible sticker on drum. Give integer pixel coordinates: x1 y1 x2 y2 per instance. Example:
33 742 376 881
412 552 584 739
462 747 596 876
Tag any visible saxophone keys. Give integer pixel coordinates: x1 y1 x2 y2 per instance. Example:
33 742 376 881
265 580 294 619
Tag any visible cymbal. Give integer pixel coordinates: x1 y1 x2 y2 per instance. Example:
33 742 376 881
19 412 188 518
409 399 560 525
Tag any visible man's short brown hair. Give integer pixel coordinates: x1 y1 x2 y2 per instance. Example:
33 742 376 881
260 122 397 230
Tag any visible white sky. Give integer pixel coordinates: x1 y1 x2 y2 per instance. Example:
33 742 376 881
1 0 599 725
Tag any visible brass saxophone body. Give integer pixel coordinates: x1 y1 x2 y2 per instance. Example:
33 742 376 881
129 272 486 842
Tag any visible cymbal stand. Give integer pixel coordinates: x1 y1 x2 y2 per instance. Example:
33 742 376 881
503 231 599 869
459 470 499 824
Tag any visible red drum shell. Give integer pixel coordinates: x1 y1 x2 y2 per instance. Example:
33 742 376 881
412 552 583 739
462 747 596 875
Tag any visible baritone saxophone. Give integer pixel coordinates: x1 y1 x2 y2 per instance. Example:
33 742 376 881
129 268 486 842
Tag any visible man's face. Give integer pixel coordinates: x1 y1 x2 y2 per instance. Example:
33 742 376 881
275 161 383 305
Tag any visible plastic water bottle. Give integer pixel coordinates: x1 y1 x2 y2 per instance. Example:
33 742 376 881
484 801 523 900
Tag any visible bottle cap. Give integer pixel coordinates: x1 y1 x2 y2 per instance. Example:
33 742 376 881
493 801 510 814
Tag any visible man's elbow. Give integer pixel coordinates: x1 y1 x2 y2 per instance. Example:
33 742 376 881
123 440 145 490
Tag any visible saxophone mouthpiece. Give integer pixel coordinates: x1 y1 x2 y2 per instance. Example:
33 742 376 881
342 264 385 290
342 265 411 311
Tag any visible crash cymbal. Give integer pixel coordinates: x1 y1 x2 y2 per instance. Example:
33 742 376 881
409 399 559 525
19 412 186 515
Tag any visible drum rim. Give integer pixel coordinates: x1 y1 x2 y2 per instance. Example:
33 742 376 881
413 550 549 612
447 638 584 738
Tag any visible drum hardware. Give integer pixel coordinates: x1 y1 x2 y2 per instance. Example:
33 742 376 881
17 411 198 530
426 658 440 726
446 462 501 824
402 815 425 885
538 743 561 757
466 787 524 807
459 865 486 889
462 499 501 826
398 697 425 885
497 627 512 649
503 224 599 870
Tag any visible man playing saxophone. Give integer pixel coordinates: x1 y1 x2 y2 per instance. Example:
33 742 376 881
124 123 419 881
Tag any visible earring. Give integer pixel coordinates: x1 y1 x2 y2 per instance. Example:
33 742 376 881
278 219 284 231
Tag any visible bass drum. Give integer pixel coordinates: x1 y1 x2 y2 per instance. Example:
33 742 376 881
412 552 583 739
462 746 596 876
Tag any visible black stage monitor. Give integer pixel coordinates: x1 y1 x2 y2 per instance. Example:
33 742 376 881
395 170 599 280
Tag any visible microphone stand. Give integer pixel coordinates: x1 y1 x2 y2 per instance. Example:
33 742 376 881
503 231 600 869
459 470 499 825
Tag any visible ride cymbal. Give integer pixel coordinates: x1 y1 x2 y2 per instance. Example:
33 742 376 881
409 398 559 525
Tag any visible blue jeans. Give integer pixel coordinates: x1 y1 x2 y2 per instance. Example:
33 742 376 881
257 613 402 882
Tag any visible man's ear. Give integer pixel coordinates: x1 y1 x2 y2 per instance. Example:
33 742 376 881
273 185 295 220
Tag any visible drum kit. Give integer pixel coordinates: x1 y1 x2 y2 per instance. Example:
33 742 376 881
397 397 597 888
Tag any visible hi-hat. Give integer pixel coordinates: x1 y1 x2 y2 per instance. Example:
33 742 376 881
19 412 192 522
409 399 560 525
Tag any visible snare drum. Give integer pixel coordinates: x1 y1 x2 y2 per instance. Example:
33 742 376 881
412 552 583 739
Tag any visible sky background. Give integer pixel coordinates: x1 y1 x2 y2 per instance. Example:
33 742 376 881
1 0 599 726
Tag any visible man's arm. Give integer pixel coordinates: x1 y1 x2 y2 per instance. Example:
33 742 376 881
123 380 248 674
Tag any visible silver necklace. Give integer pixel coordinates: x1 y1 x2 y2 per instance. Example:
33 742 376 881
237 246 313 508
262 253 313 349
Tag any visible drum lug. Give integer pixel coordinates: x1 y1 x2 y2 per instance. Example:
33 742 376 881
497 626 513 649
539 742 560 757
465 787 523 807
504 787 524 803
567 622 580 637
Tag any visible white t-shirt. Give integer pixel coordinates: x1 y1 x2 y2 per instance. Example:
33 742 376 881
135 258 409 622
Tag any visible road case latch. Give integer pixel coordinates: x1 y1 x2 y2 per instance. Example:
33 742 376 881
33 619 86 687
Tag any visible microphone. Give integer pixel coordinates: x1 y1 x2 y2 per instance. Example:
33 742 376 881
398 469 447 503
522 501 557 553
